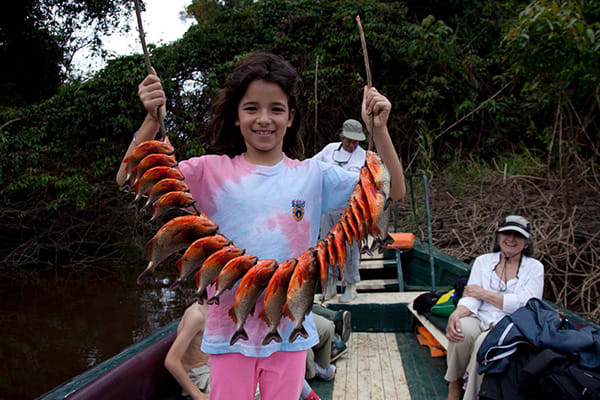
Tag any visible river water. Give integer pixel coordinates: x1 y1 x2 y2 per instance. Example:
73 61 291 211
0 269 189 399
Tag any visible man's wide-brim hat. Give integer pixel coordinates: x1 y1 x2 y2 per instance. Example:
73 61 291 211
341 119 366 141
498 215 531 239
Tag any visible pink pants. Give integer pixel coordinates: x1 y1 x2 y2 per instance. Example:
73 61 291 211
208 350 307 400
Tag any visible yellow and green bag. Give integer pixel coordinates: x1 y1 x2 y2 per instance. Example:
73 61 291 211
430 289 456 317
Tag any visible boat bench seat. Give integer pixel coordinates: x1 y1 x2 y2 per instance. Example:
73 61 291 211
407 301 449 350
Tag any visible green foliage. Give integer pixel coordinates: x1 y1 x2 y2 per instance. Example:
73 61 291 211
501 0 600 162
503 1 600 92
2 0 599 271
0 0 136 106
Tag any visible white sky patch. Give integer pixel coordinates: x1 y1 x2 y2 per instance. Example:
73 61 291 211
72 0 195 77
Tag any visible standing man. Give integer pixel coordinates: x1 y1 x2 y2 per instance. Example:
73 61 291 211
313 119 366 302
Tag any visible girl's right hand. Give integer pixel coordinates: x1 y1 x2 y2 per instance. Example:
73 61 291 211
138 67 166 121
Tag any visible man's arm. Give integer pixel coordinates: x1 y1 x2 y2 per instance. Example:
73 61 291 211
164 312 208 400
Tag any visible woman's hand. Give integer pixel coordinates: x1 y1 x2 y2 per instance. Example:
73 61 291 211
463 284 486 300
464 284 505 310
446 310 465 342
138 67 166 121
361 86 391 131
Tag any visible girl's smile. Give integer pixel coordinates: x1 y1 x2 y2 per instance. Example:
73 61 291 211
236 79 295 166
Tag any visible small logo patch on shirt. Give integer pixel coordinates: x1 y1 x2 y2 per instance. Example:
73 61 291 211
291 200 306 221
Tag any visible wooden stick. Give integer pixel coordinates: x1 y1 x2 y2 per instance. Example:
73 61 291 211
356 15 374 151
314 55 319 153
133 0 167 141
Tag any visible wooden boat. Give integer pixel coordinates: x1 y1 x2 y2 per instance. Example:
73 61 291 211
38 175 599 400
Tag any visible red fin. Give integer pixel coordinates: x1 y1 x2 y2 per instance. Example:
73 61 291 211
176 257 183 277
228 307 238 324
258 310 269 326
282 303 294 321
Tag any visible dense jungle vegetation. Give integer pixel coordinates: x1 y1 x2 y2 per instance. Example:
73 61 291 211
1 0 599 320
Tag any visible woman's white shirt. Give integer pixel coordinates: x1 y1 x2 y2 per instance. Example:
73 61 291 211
458 252 544 330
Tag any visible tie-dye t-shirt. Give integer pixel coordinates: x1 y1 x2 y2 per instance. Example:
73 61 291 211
178 153 358 357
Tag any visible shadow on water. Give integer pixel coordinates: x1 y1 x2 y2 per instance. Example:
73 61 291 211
0 268 190 399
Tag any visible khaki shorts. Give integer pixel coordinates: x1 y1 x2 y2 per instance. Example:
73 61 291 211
182 364 210 398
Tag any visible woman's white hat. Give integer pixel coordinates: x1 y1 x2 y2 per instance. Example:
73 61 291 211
498 215 531 239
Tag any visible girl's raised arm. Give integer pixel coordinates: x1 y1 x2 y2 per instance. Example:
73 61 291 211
361 86 406 200
116 71 167 187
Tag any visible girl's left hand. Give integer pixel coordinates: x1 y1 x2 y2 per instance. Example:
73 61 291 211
361 86 391 131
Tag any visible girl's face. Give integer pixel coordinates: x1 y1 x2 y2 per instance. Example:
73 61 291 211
236 79 295 166
499 231 528 259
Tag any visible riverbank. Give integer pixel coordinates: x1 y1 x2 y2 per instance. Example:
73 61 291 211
410 154 600 323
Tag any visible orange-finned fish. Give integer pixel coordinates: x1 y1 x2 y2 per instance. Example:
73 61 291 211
360 167 393 253
122 140 175 185
282 249 318 342
229 259 278 345
259 258 298 345
365 151 390 198
339 217 354 247
314 240 330 302
350 190 371 254
360 177 386 236
138 214 218 284
130 153 178 186
326 233 337 267
352 183 372 234
350 196 367 241
134 166 184 201
145 178 189 208
343 207 360 243
208 254 258 305
170 233 230 290
150 191 196 221
194 245 245 304
330 223 346 276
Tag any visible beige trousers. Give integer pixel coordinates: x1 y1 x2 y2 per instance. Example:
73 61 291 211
444 316 490 400
305 313 335 379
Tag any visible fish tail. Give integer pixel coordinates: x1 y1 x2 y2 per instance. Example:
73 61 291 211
169 279 183 291
262 330 283 345
194 288 207 305
229 328 248 346
136 263 154 284
289 326 308 343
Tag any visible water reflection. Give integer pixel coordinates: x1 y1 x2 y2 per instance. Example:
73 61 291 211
0 269 189 400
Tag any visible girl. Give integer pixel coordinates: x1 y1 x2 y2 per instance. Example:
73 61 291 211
117 52 405 399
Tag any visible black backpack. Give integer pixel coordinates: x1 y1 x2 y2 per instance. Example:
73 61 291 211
520 349 600 400
412 290 446 314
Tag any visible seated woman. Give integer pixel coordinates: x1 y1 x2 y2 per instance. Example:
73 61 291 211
444 215 544 400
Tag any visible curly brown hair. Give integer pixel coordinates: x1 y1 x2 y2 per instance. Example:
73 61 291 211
207 52 303 159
